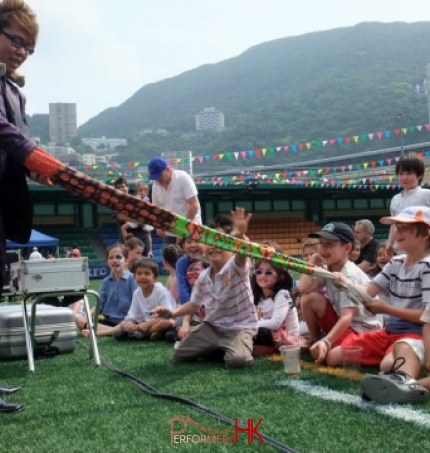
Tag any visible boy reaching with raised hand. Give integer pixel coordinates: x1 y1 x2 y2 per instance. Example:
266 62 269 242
153 207 258 367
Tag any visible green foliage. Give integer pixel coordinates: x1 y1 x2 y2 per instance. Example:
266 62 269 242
78 23 430 166
27 113 50 143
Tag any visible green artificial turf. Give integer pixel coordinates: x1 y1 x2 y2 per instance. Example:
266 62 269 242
2 337 429 453
1 278 429 452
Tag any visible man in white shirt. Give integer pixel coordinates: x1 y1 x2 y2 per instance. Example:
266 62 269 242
148 158 201 244
29 247 43 260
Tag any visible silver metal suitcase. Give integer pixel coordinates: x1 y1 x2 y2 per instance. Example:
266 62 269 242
10 258 89 294
0 304 77 359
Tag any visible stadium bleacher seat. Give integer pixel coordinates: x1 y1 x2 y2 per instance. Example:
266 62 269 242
248 218 321 257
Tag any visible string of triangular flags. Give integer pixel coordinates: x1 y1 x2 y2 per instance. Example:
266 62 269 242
191 152 429 191
74 122 430 175
91 149 430 191
100 159 428 191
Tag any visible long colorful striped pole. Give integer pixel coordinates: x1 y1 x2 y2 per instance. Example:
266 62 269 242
24 148 371 306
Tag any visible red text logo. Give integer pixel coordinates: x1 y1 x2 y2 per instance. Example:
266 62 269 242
168 416 264 445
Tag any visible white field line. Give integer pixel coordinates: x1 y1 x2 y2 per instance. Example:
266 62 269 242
276 379 430 429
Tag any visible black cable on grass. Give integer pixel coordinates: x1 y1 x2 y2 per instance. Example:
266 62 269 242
77 341 298 453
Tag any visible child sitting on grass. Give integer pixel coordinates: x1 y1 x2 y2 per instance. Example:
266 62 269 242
252 257 298 356
297 222 381 366
335 206 430 404
78 244 137 337
153 207 258 367
301 239 320 263
124 235 145 270
293 239 320 337
165 257 209 343
174 213 231 307
366 243 389 278
176 237 206 306
162 244 184 303
114 258 176 341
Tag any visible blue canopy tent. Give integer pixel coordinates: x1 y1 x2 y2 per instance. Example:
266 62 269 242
6 229 59 258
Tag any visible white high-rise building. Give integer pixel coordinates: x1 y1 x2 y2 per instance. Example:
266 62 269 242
195 107 225 131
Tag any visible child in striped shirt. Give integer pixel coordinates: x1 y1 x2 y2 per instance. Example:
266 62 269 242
339 206 430 404
153 207 258 367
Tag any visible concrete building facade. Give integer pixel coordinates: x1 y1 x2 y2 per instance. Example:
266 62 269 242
49 103 77 144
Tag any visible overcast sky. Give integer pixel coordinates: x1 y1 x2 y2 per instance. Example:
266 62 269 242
22 0 430 126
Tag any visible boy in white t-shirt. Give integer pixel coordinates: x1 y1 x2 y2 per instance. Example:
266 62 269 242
153 207 258 367
386 153 430 257
297 222 381 366
114 258 175 341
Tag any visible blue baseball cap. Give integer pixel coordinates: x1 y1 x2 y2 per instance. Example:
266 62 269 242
148 158 168 180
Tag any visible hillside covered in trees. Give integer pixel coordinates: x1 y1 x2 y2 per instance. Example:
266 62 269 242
77 22 430 167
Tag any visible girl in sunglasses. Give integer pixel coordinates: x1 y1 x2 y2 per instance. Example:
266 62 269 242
251 259 299 356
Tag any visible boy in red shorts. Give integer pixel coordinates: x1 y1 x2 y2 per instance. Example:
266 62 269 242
297 222 381 365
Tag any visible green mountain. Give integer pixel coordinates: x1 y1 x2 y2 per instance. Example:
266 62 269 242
27 113 50 143
78 22 430 166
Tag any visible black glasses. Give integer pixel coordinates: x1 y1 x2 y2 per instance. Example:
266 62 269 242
1 30 34 56
113 254 124 260
254 269 277 277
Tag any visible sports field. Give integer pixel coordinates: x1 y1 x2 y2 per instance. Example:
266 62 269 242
2 279 430 452
1 333 430 452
